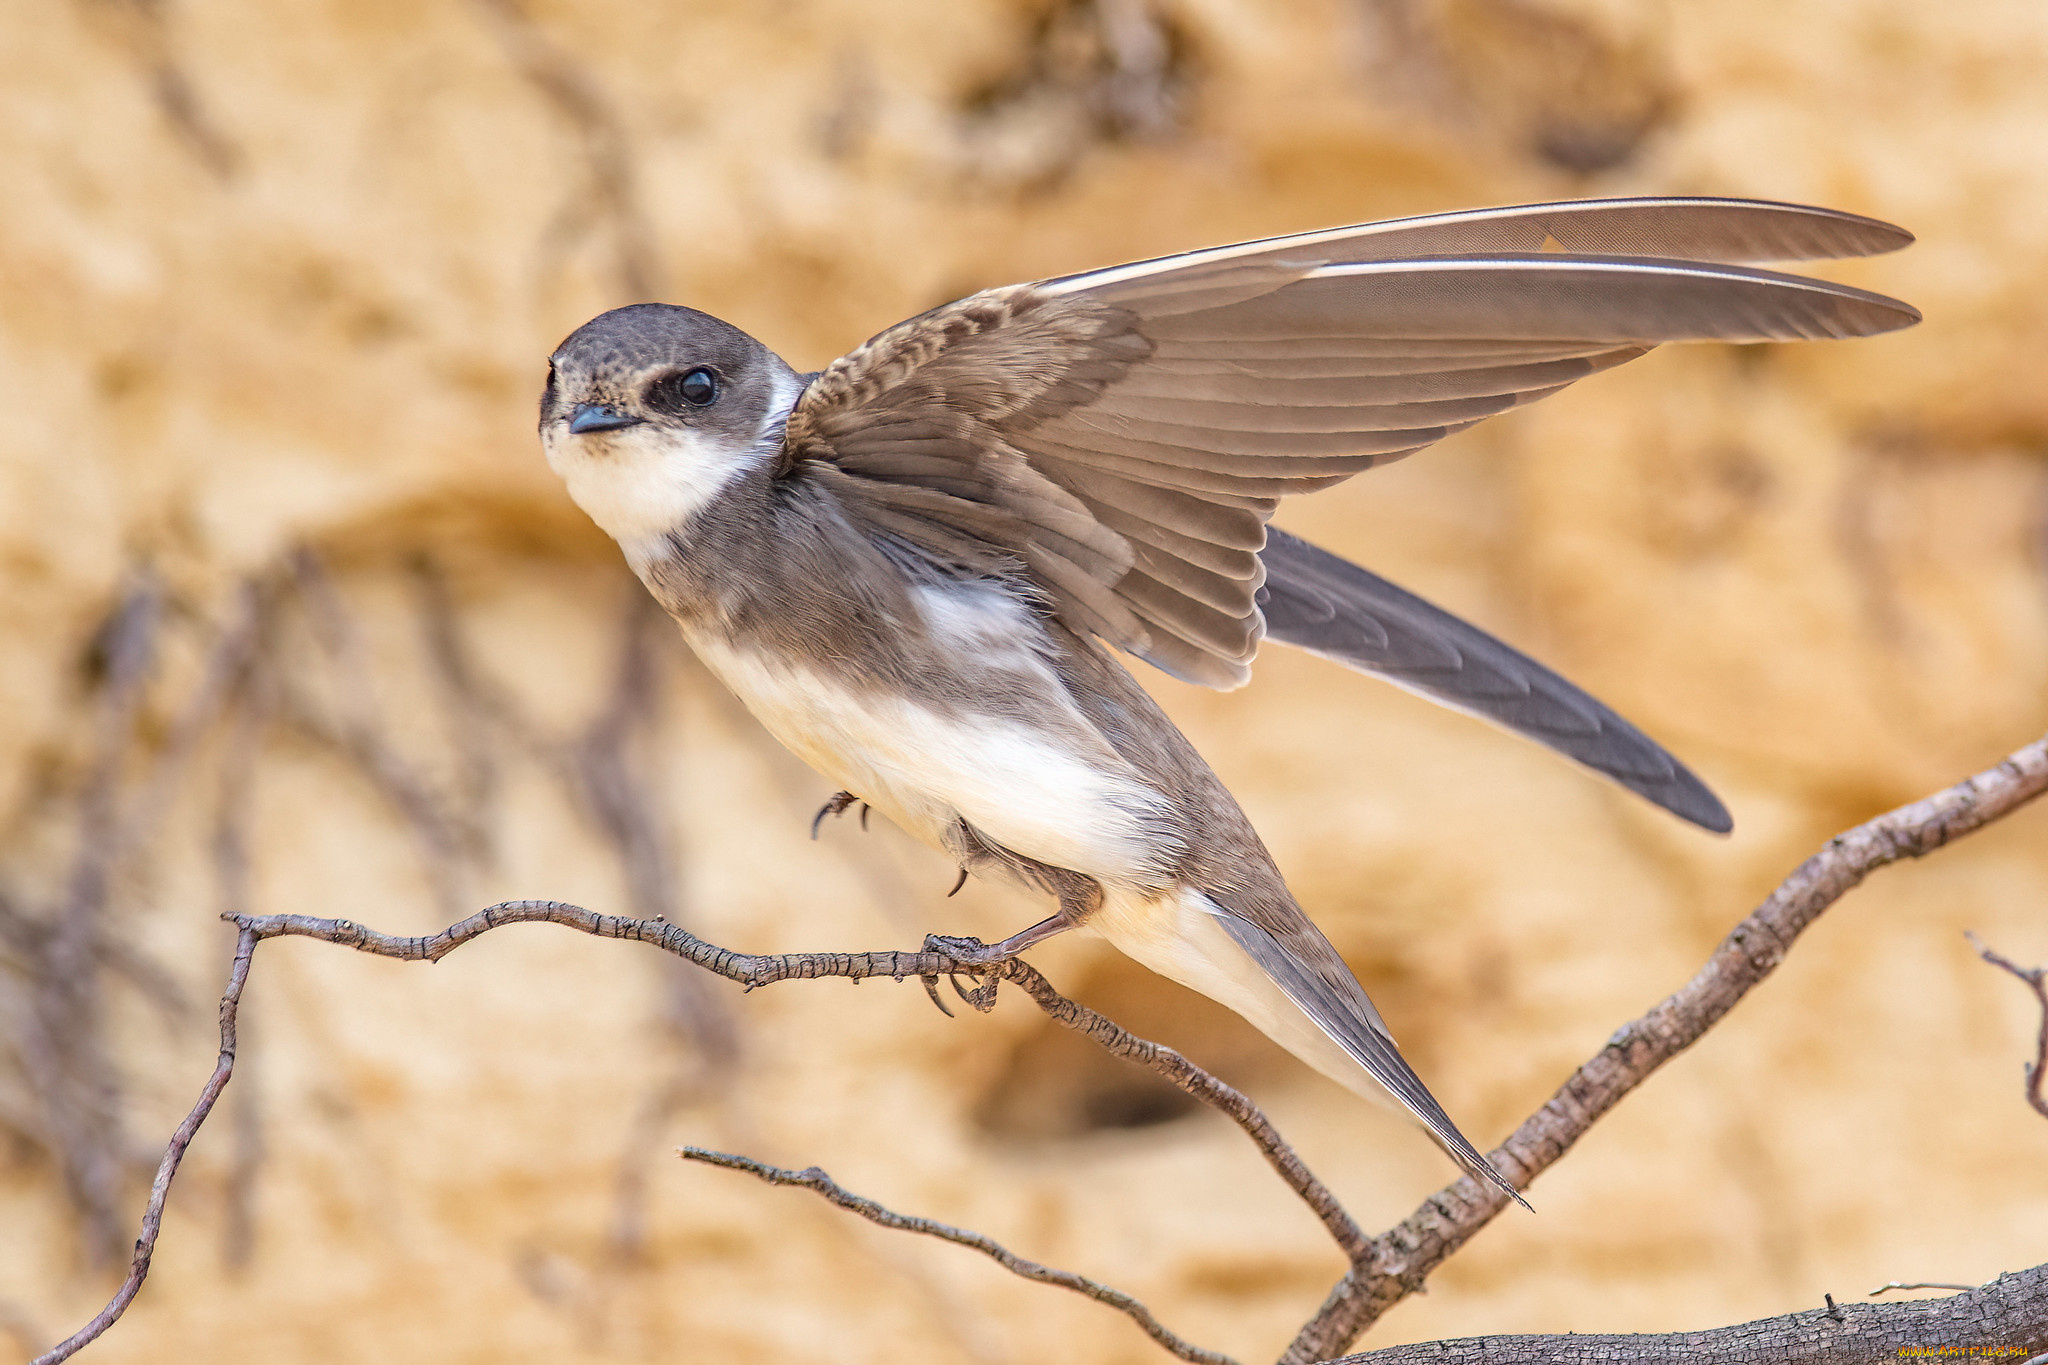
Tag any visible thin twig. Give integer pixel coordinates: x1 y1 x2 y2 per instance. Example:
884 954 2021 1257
54 901 1284 1365
681 1146 1238 1365
31 926 257 1365
1868 1281 1975 1295
6 575 261 1265
1283 729 2048 1363
232 901 1360 1261
1965 932 2048 1120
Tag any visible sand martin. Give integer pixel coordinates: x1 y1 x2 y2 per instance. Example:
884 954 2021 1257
539 197 1917 1200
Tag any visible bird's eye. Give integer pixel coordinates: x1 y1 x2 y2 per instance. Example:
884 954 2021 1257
647 366 719 413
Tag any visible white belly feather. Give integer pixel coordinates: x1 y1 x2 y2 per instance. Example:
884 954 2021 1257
683 586 1170 886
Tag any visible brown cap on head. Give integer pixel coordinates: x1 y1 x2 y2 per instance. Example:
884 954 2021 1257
542 304 799 450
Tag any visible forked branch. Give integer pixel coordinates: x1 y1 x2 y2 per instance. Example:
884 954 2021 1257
1285 729 2048 1360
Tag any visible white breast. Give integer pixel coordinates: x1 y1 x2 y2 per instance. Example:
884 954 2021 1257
684 591 1171 886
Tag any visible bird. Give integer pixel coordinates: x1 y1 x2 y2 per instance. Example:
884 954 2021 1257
537 197 1918 1202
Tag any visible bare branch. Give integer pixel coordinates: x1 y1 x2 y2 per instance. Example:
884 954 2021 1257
1965 932 2048 1120
1868 1281 1976 1295
30 926 257 1365
48 900 1298 1363
681 1146 1239 1365
234 902 1363 1265
7 576 261 1264
1282 729 2048 1362
1333 1263 2048 1363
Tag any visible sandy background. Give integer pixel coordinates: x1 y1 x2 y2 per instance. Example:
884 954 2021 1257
2 0 2045 1361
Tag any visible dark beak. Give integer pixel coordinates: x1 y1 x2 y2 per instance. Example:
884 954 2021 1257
569 403 643 435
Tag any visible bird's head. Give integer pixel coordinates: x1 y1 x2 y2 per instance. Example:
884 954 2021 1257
541 303 801 562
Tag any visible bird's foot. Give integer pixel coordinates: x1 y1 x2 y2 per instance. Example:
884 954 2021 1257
919 934 1005 1014
921 932 1006 966
809 791 870 839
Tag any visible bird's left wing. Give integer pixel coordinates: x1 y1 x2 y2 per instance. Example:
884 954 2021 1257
783 197 1916 695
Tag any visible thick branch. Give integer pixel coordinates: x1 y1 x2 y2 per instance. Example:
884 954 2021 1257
681 1146 1238 1365
1336 1264 2048 1363
1283 730 2048 1362
31 927 257 1365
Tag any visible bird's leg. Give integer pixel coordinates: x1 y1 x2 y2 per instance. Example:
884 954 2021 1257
930 913 1069 964
923 874 1103 967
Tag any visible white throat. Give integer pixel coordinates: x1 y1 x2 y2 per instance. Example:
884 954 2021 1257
545 369 800 569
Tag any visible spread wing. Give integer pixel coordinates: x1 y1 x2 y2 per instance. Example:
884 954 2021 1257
779 197 1917 824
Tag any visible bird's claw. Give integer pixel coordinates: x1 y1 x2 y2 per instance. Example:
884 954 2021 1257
918 974 955 1018
810 791 868 839
922 934 1002 1012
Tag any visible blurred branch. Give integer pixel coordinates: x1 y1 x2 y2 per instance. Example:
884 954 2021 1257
210 649 270 1272
682 1146 1238 1365
284 549 473 918
21 574 163 1263
472 0 661 302
1333 1265 2048 1364
1965 932 2048 1120
405 566 738 1256
78 0 241 179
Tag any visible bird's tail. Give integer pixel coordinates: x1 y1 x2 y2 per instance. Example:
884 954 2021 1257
1089 885 1527 1208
